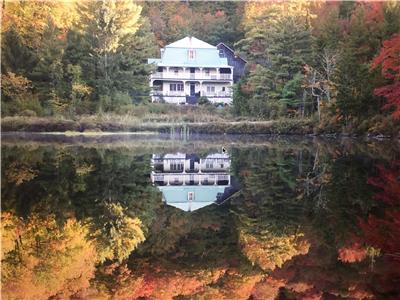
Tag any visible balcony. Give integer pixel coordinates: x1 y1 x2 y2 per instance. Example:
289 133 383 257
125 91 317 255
203 91 232 98
151 72 232 81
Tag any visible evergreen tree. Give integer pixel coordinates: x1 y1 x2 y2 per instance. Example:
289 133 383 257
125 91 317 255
69 1 156 112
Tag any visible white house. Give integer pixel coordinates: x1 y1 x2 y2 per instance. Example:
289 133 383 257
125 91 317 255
148 36 234 105
151 153 234 212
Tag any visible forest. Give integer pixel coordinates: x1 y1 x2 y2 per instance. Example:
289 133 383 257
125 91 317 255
1 0 400 135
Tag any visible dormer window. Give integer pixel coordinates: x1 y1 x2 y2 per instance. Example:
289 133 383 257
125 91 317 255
188 49 195 60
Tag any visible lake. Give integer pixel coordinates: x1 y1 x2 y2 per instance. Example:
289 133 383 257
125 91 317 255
1 133 399 299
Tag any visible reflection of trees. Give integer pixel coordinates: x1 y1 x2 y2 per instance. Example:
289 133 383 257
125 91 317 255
2 146 162 264
230 147 312 271
1 212 96 299
89 201 145 262
2 142 399 298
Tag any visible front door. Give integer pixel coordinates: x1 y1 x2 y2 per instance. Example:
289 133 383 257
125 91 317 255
190 83 195 96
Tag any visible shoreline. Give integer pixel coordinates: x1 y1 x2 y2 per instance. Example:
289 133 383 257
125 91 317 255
1 117 397 139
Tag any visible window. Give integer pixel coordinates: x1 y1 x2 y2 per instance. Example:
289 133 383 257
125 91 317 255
206 160 213 169
170 83 184 91
170 162 183 171
206 86 215 93
222 87 226 92
219 49 226 58
188 49 195 60
174 69 179 75
205 69 210 76
188 192 194 201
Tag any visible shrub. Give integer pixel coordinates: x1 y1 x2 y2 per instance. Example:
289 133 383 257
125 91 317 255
198 96 211 106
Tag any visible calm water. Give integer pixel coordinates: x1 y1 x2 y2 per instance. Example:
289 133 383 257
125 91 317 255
1 134 400 299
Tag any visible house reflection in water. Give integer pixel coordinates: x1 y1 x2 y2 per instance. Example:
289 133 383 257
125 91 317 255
151 152 238 212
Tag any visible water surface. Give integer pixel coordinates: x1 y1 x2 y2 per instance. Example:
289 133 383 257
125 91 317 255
1 134 399 299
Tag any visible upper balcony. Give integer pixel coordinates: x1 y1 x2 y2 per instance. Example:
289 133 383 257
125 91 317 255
150 68 233 81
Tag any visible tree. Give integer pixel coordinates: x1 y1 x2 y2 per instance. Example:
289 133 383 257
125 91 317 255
371 34 400 118
69 1 156 111
89 201 145 262
235 5 312 118
1 213 97 299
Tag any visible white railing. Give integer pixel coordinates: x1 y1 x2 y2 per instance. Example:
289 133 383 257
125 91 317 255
151 172 231 185
203 92 232 97
151 72 232 81
219 74 231 80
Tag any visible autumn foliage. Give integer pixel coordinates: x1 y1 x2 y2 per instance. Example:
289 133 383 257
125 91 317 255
371 34 400 118
360 162 400 261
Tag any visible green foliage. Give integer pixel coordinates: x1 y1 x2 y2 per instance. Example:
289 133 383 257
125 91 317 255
198 96 211 106
89 202 145 262
235 10 312 118
1 1 157 117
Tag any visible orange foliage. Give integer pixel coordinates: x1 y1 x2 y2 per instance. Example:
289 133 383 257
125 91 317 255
252 276 286 300
338 242 367 263
1 214 97 299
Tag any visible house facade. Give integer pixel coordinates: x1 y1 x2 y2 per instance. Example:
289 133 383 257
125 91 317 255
151 152 236 212
217 43 247 83
148 37 234 105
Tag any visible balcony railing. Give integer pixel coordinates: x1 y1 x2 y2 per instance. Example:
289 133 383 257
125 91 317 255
151 72 232 81
203 92 232 97
151 91 185 97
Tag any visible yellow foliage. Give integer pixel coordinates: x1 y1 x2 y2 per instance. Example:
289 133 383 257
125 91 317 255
1 213 97 299
90 202 146 262
75 162 96 176
77 1 142 54
242 0 319 30
1 212 23 259
1 72 32 100
2 1 78 48
5 161 37 186
239 229 310 271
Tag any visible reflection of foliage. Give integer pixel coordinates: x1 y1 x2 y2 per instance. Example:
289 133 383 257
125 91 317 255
360 162 400 261
230 147 310 271
239 229 309 271
1 213 96 299
2 142 400 298
95 262 145 299
4 161 37 186
89 201 145 262
338 242 367 263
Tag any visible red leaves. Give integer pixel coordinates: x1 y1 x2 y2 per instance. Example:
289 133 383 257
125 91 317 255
338 242 367 263
371 34 400 80
374 82 400 118
367 162 400 205
371 34 400 118
360 162 400 261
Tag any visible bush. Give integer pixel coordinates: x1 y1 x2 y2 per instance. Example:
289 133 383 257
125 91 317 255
198 96 211 106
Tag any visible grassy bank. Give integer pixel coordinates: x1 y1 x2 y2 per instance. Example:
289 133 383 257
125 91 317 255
1 104 399 137
0 116 315 135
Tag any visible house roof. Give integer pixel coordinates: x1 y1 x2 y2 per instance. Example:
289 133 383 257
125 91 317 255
158 185 228 212
167 36 216 49
217 42 248 63
148 36 230 68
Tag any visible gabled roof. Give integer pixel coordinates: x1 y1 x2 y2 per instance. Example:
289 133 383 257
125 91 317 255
167 36 216 49
158 185 228 212
148 48 229 68
217 42 248 63
147 36 230 68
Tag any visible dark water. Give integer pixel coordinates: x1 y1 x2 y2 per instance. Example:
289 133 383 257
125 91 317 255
1 134 400 299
